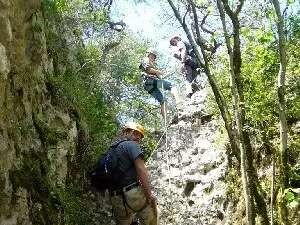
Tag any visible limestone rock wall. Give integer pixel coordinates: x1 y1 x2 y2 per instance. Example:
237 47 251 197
148 88 230 225
0 1 82 224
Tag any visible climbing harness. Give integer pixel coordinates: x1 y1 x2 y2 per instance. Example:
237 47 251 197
109 183 148 218
122 191 148 213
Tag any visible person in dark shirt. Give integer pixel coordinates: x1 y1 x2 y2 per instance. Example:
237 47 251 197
110 122 158 225
170 35 199 98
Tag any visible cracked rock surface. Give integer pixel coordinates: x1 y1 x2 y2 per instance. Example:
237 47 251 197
148 87 229 225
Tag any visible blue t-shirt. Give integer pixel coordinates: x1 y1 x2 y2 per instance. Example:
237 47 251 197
114 140 144 187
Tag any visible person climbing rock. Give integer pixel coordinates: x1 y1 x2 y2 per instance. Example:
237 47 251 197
139 48 178 118
170 35 200 98
110 122 158 225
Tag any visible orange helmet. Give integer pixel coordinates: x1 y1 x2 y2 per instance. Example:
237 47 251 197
123 122 145 138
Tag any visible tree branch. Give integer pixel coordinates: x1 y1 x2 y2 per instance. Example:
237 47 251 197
221 0 235 19
190 1 220 53
104 0 113 11
183 8 189 26
236 0 245 15
200 13 214 35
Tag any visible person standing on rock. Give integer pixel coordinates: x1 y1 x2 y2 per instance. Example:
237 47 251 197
110 122 158 225
169 35 199 98
139 48 178 118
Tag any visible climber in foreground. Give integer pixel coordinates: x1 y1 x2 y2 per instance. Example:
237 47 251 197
170 35 200 98
109 122 158 225
139 49 178 118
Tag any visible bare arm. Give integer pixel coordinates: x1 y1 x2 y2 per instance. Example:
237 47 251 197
134 157 156 206
146 67 163 78
134 157 152 198
179 41 187 64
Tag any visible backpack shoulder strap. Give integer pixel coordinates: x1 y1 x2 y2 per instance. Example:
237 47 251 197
110 138 129 151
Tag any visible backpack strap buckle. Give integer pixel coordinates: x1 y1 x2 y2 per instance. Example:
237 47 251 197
123 182 139 192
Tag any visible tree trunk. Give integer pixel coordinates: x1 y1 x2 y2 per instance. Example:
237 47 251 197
216 0 239 143
271 156 275 225
218 0 255 224
271 0 289 224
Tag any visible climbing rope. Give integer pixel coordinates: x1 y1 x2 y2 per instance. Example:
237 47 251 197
144 78 179 224
146 129 167 164
161 79 171 189
145 78 174 193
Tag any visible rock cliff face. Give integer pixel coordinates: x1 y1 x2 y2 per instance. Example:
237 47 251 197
0 1 83 224
148 87 229 225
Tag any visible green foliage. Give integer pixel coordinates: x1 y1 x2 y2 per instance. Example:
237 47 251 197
42 0 121 156
52 186 94 225
47 70 117 154
10 151 50 195
41 1 124 223
43 0 108 33
108 37 146 84
290 162 300 184
141 130 158 161
288 15 300 40
33 112 68 145
284 188 300 208
32 13 44 32
224 167 242 201
210 20 300 141
286 15 300 122
242 30 278 130
208 13 300 222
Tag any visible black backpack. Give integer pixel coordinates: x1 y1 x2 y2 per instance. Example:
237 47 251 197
89 139 127 191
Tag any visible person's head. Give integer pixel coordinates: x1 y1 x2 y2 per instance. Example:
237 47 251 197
146 48 158 63
169 35 181 46
122 122 145 143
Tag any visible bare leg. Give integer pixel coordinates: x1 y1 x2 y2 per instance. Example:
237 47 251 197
160 102 166 119
170 86 179 104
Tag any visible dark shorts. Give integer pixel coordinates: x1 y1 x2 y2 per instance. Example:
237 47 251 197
183 56 198 83
143 78 172 103
183 64 197 83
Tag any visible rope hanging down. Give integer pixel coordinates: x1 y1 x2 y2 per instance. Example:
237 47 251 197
146 80 171 160
146 79 175 192
161 80 171 188
146 78 170 163
146 129 167 163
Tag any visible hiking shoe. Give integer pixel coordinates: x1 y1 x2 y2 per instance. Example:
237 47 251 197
191 82 199 92
186 92 193 98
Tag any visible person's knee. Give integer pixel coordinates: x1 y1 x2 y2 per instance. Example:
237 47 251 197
186 71 197 83
165 81 172 90
155 92 164 103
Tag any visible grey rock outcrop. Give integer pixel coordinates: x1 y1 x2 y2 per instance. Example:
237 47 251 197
0 1 84 224
148 86 229 225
